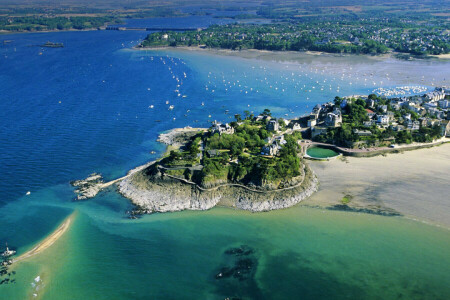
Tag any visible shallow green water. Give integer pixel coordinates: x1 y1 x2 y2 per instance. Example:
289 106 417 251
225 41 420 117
2 196 450 299
307 146 340 158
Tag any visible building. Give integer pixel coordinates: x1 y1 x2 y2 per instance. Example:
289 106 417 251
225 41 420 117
441 120 450 137
363 120 374 127
392 125 405 132
274 135 287 145
211 121 234 135
311 104 322 119
307 118 317 128
438 100 450 109
287 120 301 130
377 115 390 125
366 109 376 118
386 111 395 121
267 119 279 132
261 142 279 156
406 120 420 131
325 110 342 127
366 99 375 108
424 90 445 102
353 129 372 137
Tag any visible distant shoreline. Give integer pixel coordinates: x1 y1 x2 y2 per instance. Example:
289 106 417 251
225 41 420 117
0 27 101 36
134 45 450 61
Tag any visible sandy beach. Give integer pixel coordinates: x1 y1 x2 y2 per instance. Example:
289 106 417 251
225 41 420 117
13 213 75 263
304 143 450 227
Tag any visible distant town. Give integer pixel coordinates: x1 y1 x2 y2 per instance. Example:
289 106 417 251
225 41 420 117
140 21 450 56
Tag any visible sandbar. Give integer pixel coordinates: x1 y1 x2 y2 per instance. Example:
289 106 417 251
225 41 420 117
13 213 75 263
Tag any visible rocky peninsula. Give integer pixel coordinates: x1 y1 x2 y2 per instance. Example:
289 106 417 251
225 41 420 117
72 100 450 217
118 161 318 214
72 109 322 214
117 115 319 214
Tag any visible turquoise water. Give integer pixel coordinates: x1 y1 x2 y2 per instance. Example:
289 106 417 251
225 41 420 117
307 146 340 158
1 18 450 299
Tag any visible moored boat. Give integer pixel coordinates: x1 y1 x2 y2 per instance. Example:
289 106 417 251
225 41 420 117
1 243 16 258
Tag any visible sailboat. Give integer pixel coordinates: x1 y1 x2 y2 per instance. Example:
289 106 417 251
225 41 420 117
2 242 16 257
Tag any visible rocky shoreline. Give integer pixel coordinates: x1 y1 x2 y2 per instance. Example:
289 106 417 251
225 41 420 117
118 163 319 214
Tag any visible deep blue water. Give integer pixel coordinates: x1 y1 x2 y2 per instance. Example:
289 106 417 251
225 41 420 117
0 28 376 208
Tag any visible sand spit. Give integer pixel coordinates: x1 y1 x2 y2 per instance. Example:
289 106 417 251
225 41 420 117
13 213 74 263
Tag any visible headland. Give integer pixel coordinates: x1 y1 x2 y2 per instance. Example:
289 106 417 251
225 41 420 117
71 85 450 218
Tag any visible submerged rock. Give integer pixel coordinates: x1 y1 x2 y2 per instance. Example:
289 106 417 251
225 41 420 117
328 204 401 216
224 245 254 256
216 245 257 281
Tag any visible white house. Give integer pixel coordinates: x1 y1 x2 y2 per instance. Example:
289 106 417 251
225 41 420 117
377 115 390 125
211 121 234 135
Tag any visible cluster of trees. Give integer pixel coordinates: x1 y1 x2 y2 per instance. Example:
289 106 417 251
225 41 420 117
201 133 301 186
207 123 270 156
165 135 202 167
141 24 390 54
0 16 116 31
198 109 302 186
258 134 301 183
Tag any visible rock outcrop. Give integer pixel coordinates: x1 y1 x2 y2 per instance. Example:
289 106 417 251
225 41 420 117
118 164 318 213
71 173 104 200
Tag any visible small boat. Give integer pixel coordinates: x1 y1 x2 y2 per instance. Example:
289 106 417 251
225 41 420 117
169 105 174 110
40 41 64 48
149 105 154 109
26 191 31 195
2 243 16 258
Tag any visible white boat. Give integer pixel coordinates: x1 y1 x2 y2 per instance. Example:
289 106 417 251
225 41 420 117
2 243 16 257
169 105 174 110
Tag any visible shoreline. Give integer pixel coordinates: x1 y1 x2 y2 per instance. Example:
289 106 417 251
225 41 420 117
134 45 450 61
73 126 319 214
13 212 75 263
303 142 450 228
0 27 103 36
72 125 449 219
118 163 319 214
